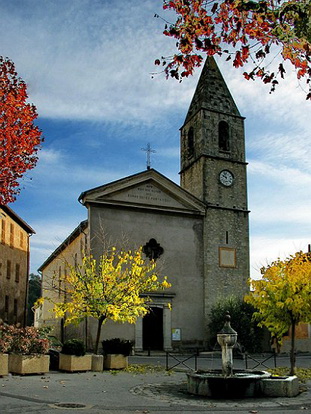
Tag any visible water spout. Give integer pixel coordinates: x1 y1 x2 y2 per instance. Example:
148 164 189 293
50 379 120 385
217 312 237 377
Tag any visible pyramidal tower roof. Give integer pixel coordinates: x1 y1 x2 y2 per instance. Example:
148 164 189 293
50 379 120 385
184 57 241 124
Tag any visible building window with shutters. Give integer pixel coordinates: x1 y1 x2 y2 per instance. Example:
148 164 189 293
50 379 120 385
1 220 5 244
4 295 9 322
20 231 24 249
15 263 20 282
10 223 14 248
6 260 11 279
14 299 18 324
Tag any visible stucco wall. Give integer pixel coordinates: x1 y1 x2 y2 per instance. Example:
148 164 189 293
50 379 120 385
38 228 89 341
89 204 205 349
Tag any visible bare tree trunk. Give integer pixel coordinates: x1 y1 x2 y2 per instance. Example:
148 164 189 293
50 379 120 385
289 320 296 376
94 316 105 355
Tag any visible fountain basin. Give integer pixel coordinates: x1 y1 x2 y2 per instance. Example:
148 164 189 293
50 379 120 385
261 375 299 397
187 369 271 398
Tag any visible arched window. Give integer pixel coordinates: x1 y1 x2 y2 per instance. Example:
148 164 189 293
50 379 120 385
187 127 194 158
218 121 230 152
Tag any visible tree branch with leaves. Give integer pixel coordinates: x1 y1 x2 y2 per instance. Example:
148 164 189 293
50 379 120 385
0 56 43 205
245 251 311 375
156 0 311 98
37 247 171 354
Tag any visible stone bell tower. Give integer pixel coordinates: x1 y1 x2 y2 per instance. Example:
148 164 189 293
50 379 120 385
180 57 250 324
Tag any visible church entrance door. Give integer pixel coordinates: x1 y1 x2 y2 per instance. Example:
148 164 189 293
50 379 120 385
143 307 163 350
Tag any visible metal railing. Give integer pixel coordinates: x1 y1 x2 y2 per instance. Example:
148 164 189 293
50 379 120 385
245 352 277 369
166 352 198 371
164 351 291 371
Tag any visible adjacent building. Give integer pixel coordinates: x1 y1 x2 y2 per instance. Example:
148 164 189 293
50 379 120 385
0 205 35 326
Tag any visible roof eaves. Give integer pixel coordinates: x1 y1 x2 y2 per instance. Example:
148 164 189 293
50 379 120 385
1 205 35 234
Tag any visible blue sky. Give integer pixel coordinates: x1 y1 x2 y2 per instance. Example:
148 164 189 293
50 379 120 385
2 0 310 279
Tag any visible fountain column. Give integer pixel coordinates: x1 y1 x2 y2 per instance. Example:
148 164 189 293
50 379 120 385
217 312 237 377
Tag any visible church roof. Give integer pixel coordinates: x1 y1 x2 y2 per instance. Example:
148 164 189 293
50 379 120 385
183 57 242 125
79 169 206 216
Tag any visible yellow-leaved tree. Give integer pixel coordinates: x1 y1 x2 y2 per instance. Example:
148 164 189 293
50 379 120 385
245 251 311 375
40 247 170 355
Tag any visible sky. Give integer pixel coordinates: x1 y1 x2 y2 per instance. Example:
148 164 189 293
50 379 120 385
1 0 311 279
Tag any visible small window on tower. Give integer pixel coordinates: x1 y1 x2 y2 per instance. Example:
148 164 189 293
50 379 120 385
219 121 230 152
187 127 194 158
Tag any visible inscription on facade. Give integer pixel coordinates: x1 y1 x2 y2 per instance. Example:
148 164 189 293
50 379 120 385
127 184 170 203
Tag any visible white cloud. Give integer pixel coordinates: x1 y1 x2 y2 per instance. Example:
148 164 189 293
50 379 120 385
1 0 197 125
248 132 310 169
159 147 180 158
249 160 311 187
250 236 310 280
37 148 64 164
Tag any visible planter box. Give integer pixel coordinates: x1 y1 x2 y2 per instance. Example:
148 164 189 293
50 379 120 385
59 354 92 372
261 376 299 397
9 354 49 375
0 354 9 376
104 354 128 370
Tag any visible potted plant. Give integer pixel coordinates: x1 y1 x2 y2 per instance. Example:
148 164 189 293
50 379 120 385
8 325 50 375
102 338 133 370
0 321 10 376
59 339 92 372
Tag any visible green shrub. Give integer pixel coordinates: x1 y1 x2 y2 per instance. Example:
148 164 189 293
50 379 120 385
208 296 264 353
102 338 133 356
61 339 86 356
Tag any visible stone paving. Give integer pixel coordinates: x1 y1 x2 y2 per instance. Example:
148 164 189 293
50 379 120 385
0 354 310 414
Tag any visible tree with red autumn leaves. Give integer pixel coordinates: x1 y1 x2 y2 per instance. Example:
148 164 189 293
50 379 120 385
156 0 311 99
0 56 42 205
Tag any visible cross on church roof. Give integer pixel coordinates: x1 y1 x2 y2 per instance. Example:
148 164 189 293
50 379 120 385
141 143 156 170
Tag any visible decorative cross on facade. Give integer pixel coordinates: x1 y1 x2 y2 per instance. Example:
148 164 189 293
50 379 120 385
141 143 156 170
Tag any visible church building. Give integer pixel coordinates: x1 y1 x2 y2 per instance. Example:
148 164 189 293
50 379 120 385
37 58 250 351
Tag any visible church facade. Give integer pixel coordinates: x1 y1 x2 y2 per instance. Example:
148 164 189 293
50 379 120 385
37 58 250 352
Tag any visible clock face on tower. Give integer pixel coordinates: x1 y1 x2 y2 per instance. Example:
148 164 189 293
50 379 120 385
219 170 234 187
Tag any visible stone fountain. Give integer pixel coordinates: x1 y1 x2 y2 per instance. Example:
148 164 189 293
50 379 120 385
217 311 237 377
187 312 271 398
